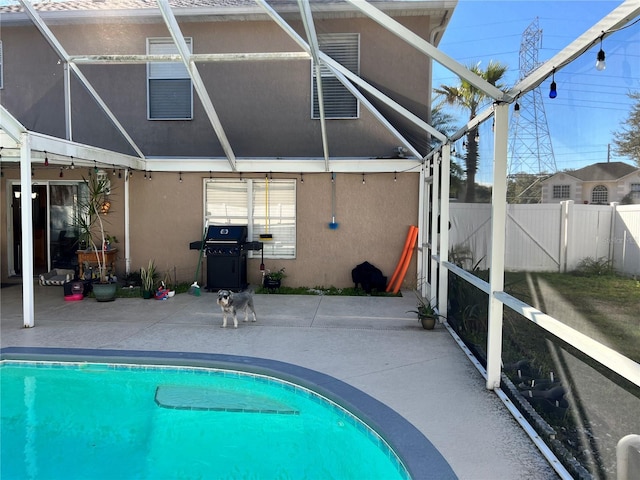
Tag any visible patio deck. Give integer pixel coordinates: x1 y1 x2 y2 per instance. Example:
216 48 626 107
0 282 559 479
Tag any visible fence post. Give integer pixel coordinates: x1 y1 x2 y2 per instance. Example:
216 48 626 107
609 202 619 267
559 200 574 273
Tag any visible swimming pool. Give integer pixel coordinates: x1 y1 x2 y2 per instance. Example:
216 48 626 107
0 348 457 479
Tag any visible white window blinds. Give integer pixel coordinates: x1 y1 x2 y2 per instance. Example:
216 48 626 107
205 179 296 259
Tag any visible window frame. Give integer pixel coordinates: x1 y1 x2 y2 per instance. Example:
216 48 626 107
552 184 570 199
147 37 193 120
204 178 297 260
591 185 608 204
312 33 360 119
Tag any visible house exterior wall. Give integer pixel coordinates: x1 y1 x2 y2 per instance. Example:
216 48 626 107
1 169 419 288
1 15 432 159
0 11 432 288
541 170 640 204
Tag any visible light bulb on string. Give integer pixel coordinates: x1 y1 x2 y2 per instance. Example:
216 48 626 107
549 70 557 99
44 152 49 166
362 173 365 185
70 157 75 169
59 167 64 178
179 172 183 183
514 101 520 116
300 173 304 184
596 35 606 71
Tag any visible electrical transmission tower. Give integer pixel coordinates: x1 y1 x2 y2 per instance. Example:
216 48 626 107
508 18 557 179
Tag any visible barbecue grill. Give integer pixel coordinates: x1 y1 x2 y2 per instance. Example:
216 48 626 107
190 225 262 291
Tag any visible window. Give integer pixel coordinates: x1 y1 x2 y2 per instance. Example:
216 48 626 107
591 185 608 204
631 183 640 200
205 179 296 259
147 37 193 120
312 33 359 119
552 184 570 199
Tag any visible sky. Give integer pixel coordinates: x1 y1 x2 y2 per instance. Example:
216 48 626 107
431 0 640 184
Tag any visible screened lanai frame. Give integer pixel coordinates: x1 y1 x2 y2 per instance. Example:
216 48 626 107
2 0 640 475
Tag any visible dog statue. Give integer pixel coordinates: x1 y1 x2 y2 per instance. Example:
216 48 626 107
216 290 257 328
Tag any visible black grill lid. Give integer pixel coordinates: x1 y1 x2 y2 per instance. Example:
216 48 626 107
204 225 248 244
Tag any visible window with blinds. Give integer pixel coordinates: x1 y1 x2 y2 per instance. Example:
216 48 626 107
147 37 193 120
312 33 359 119
205 179 296 259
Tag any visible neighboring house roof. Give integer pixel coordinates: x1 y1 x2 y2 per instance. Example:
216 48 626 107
565 162 638 182
543 162 639 183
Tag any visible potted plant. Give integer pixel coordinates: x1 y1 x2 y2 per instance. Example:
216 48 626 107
140 260 156 299
407 292 443 330
77 173 117 301
263 267 286 289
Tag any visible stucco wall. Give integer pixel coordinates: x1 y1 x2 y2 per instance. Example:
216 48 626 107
1 16 432 159
127 170 419 289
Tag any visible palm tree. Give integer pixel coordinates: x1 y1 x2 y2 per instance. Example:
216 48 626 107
434 61 509 202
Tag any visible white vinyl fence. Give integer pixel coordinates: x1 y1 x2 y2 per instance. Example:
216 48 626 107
448 201 640 276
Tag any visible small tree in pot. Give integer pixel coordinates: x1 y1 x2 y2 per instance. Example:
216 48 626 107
77 173 117 301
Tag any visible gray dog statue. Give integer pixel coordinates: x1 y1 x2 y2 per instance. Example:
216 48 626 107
216 289 257 328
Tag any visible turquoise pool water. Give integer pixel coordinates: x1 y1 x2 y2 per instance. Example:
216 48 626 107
1 361 409 479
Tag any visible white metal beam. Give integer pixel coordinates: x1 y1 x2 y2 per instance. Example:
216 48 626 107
438 145 451 317
344 0 508 101
68 52 310 64
486 102 509 390
156 0 238 171
297 0 330 171
18 0 145 160
0 105 27 142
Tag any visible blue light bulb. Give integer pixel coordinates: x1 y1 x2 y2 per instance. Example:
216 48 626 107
549 81 557 99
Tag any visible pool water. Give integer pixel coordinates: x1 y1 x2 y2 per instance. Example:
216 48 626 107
1 361 409 479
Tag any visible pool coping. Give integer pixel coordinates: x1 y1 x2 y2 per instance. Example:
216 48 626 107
1 346 457 480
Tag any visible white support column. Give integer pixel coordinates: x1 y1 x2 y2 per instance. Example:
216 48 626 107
429 154 440 300
125 169 131 275
559 200 574 273
417 160 426 294
20 133 35 328
486 103 509 390
438 145 451 317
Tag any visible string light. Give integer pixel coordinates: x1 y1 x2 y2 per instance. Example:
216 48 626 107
59 167 64 178
148 171 152 181
144 171 147 180
94 160 98 173
112 167 116 176
331 172 335 183
362 173 365 185
300 173 304 183
179 172 183 183
596 35 606 71
44 152 49 166
394 171 397 182
70 157 75 169
549 70 557 99
514 101 520 116
118 169 122 179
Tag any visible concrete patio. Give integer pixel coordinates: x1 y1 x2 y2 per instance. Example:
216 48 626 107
1 282 559 479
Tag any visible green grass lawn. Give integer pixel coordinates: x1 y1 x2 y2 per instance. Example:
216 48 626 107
503 272 640 364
